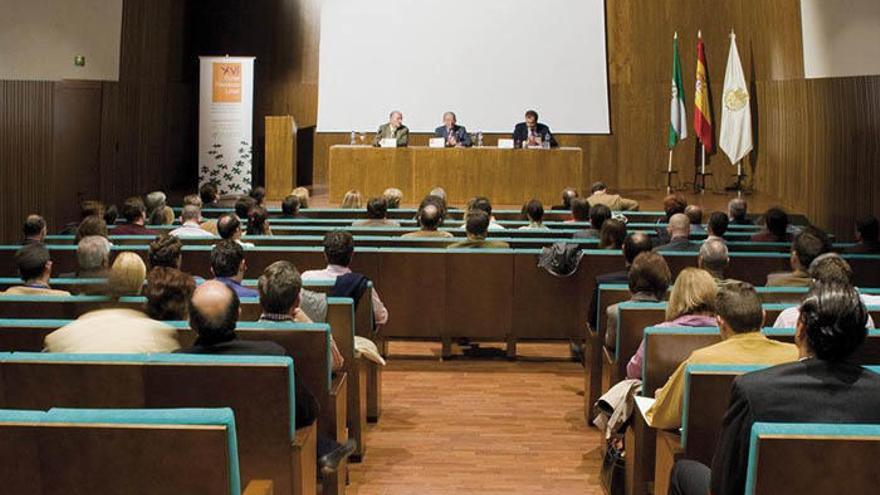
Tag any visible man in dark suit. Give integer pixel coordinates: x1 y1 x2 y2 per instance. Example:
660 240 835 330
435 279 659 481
512 109 558 148
434 111 472 147
588 232 654 331
669 282 880 495
844 215 880 254
573 204 611 239
765 226 831 287
655 214 700 252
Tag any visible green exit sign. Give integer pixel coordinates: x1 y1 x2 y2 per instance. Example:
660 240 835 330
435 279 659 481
74 55 86 67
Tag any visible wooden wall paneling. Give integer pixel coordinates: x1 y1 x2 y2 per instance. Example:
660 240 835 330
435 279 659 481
265 116 296 200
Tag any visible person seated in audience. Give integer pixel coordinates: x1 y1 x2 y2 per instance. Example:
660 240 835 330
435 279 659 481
587 182 640 211
574 204 612 239
604 252 672 349
551 187 579 211
656 213 699 252
373 110 409 147
684 205 706 235
352 197 401 227
599 218 627 250
341 189 363 209
423 191 449 219
103 204 118 227
63 235 111 282
249 186 266 207
844 215 880 254
519 199 547 230
766 226 831 287
434 111 473 147
145 191 174 225
512 109 557 148
59 200 104 235
428 186 447 202
669 282 880 495
402 203 452 238
627 267 718 379
209 239 258 298
148 208 167 226
107 251 148 297
567 198 591 224
199 183 222 209
245 206 272 236
75 215 110 244
773 253 875 328
645 282 798 430
234 195 256 219
750 207 791 242
184 194 202 209
588 233 655 331
149 234 182 270
383 188 404 209
22 214 47 245
291 186 311 209
257 260 344 372
302 230 390 328
449 211 511 249
281 194 301 218
186 193 219 235
699 238 733 287
113 197 156 236
462 196 504 230
170 205 215 238
727 197 752 225
706 211 728 242
2 244 70 296
217 213 254 248
655 193 688 244
143 266 196 320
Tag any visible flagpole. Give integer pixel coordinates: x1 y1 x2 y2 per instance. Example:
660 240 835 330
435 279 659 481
667 149 674 194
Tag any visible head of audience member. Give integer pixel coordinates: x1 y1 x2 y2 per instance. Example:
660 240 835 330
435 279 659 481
523 199 544 225
524 109 539 129
465 210 491 240
14 243 53 285
667 213 691 240
342 190 362 209
234 195 256 219
791 226 831 273
389 110 403 128
764 207 789 237
149 234 182 269
122 197 147 226
108 252 147 298
685 205 703 226
855 215 879 245
662 193 688 221
628 252 671 300
623 232 654 267
599 218 627 250
591 182 608 195
665 267 717 321
199 183 220 206
728 198 749 223
560 187 579 209
323 230 355 267
75 215 109 244
291 187 310 209
103 205 118 226
467 196 494 221
796 282 868 361
699 238 730 280
144 267 195 320
258 261 303 317
245 207 270 236
249 186 266 206
183 194 202 208
180 205 202 226
366 197 389 220
281 195 300 217
590 204 612 231
570 198 590 222
148 208 169 226
211 240 248 282
429 187 447 202
188 281 240 342
808 253 853 286
421 193 448 221
23 214 47 243
76 236 111 276
417 203 444 232
715 282 765 338
79 200 105 221
442 111 457 129
217 213 243 241
707 211 729 238
383 188 403 209
144 191 167 215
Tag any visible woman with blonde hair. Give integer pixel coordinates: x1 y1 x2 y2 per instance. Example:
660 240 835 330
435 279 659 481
341 190 362 209
626 267 717 379
107 251 147 298
291 187 310 209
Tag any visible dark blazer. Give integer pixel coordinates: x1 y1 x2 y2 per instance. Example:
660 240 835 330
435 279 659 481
176 333 320 429
710 359 880 495
434 125 472 147
512 122 558 147
655 236 700 252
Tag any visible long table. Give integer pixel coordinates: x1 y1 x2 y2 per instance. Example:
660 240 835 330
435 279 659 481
328 145 583 205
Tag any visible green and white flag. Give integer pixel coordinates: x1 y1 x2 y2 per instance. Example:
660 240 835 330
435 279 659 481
668 32 688 149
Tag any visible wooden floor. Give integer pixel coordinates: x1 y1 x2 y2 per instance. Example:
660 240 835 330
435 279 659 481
347 342 604 494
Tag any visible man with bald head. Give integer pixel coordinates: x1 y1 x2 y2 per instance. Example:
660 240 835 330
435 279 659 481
699 238 733 286
22 214 47 245
403 203 452 238
373 110 409 147
656 213 699 252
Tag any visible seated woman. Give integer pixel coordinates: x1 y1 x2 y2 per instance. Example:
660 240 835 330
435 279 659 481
519 199 547 230
626 267 717 379
604 252 671 349
599 218 627 249
245 206 272 236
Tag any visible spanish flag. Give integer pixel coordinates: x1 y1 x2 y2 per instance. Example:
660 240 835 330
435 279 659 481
694 31 713 152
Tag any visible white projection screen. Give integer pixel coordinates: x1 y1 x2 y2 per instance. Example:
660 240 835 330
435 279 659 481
317 0 610 134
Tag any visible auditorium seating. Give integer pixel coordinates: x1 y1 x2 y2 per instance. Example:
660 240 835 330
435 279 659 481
0 407 273 495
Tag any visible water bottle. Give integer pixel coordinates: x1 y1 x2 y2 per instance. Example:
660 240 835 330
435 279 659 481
477 131 483 147
542 133 551 149
350 131 356 145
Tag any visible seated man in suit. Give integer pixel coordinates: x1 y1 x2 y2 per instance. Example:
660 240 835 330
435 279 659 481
568 197 591 224
655 214 699 252
573 204 612 239
2 244 70 296
766 226 831 287
373 110 409 147
750 207 791 242
352 197 401 228
434 111 472 147
448 211 510 249
113 197 156 236
588 232 654 331
512 109 558 148
698 238 734 287
669 282 880 495
209 239 259 298
587 182 640 211
60 235 110 281
645 282 798 430
727 197 753 225
403 202 453 238
685 205 706 236
844 215 880 254
551 187 579 211
22 214 47 245
705 211 728 242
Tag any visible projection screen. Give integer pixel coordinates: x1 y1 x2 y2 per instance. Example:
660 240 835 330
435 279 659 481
317 0 610 134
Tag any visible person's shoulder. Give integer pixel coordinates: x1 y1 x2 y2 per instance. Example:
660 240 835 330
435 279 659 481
734 360 803 392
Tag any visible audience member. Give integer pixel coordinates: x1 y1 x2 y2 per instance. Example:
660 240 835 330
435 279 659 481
249 186 266 206
234 195 257 219
383 188 403 209
186 193 219 235
75 215 109 244
751 207 791 242
588 182 640 211
627 267 717 379
403 203 452 238
143 266 196 320
245 206 272 236
656 213 699 251
448 211 510 249
669 283 880 495
645 282 798 430
428 187 447 202
699 238 732 286
59 200 105 235
766 226 831 287
170 205 215 238
604 252 672 349
727 197 752 225
70 236 111 279
599 218 627 250
114 197 156 236
341 190 363 209
552 187 579 211
844 215 880 254
706 211 729 242
574 204 612 239
291 187 311 209
210 239 258 298
569 198 591 223
107 252 147 298
145 191 174 225
103 204 118 226
23 214 47 245
684 205 706 235
217 213 254 248
463 196 505 230
662 193 688 222
352 197 401 227
281 195 301 218
149 234 182 270
588 232 656 331
183 194 202 208
2 244 70 296
519 199 547 230
199 183 222 209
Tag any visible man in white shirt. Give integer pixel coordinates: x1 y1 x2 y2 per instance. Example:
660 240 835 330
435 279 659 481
170 205 216 238
458 196 505 231
216 213 254 248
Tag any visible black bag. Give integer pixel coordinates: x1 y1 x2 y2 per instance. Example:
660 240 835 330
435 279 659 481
600 439 626 495
537 242 583 277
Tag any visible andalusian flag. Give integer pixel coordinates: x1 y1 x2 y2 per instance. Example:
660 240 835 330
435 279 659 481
694 31 713 152
668 32 688 149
